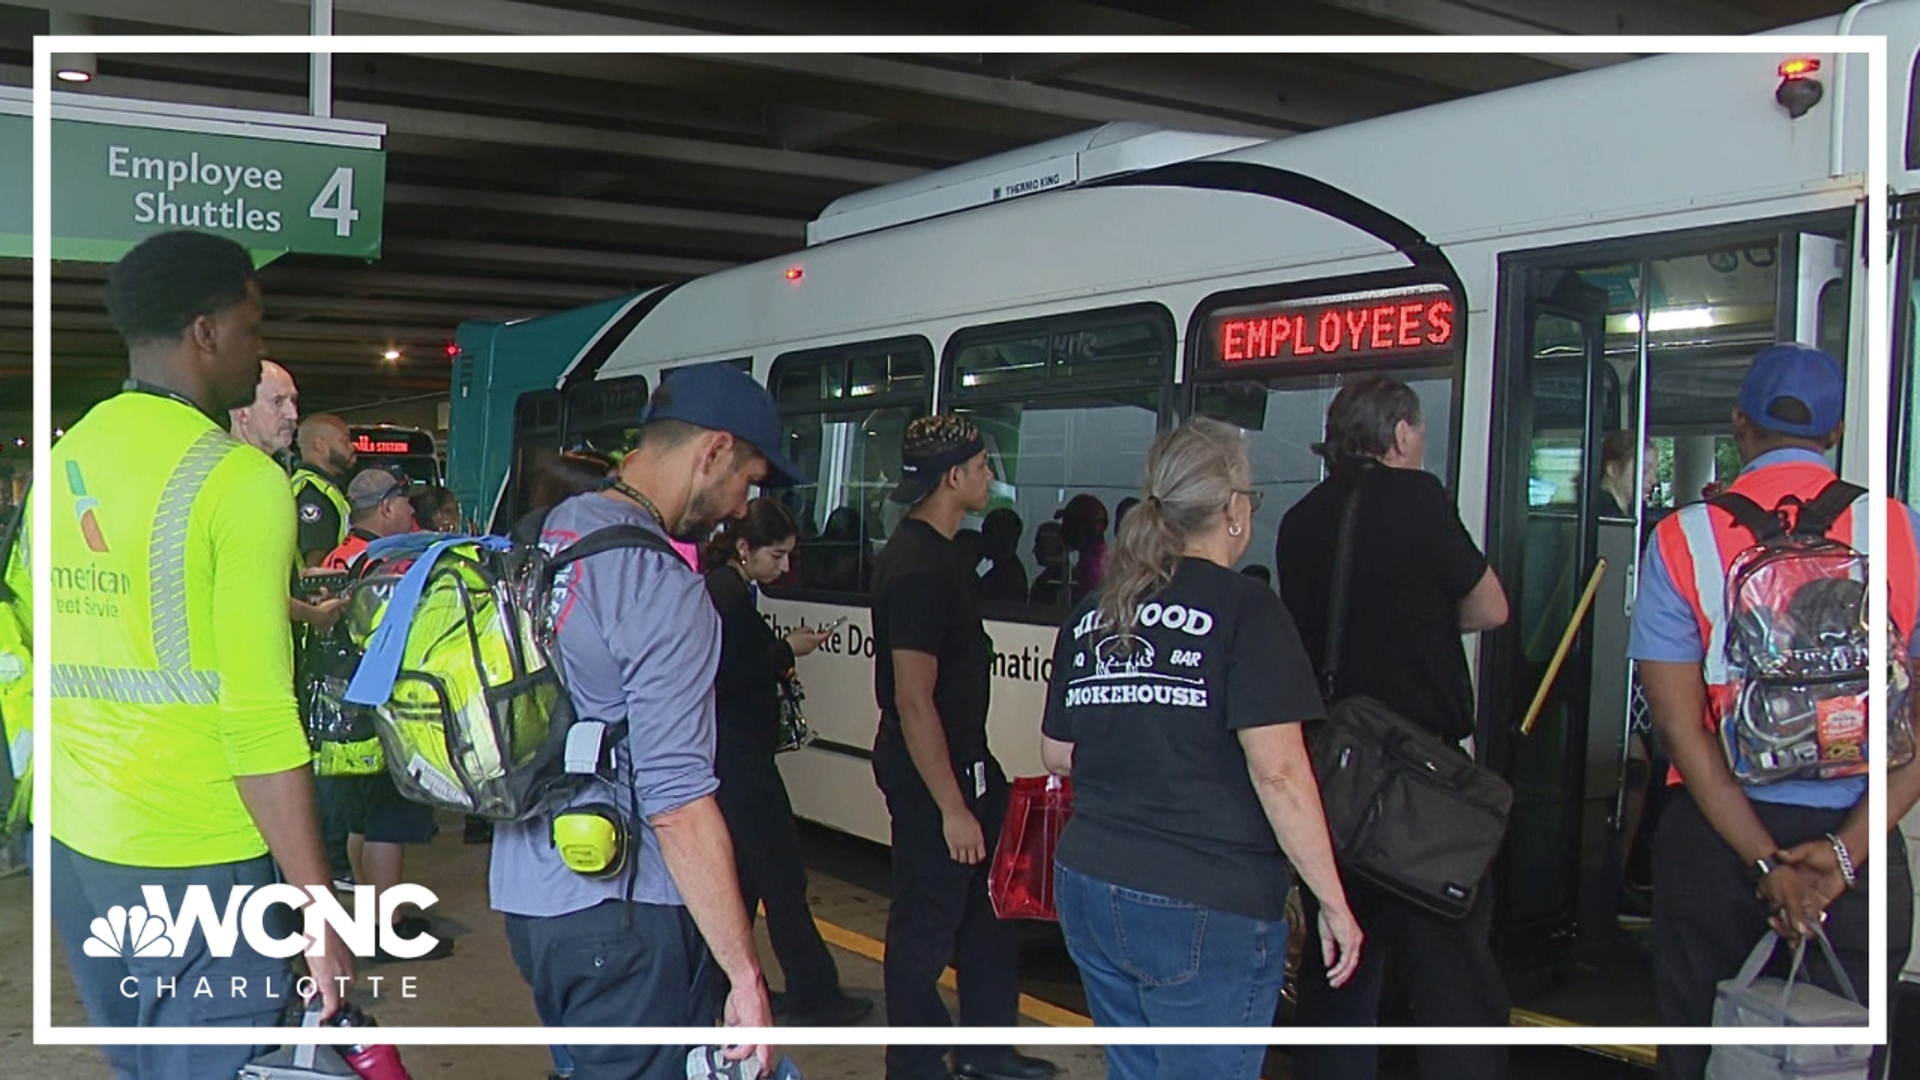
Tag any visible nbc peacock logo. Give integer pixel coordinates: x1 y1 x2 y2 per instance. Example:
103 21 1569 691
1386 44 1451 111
83 905 175 959
65 460 109 553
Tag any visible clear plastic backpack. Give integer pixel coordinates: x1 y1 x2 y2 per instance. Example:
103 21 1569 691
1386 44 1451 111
1713 481 1913 783
342 521 676 819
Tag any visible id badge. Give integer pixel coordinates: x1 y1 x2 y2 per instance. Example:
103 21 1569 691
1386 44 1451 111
973 761 986 799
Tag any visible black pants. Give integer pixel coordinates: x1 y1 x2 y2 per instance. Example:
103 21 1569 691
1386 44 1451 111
1895 979 1920 1078
315 773 354 881
874 745 1019 1080
50 838 287 1080
505 899 717 1080
1652 790 1912 1080
715 740 842 1008
1292 874 1510 1080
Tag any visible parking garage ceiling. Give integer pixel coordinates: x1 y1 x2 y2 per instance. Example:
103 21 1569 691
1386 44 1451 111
0 0 1855 418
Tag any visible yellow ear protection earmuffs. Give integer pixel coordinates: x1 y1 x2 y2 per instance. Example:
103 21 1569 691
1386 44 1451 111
551 803 629 879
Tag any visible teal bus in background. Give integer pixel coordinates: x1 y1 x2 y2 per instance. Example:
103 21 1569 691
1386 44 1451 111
446 291 655 534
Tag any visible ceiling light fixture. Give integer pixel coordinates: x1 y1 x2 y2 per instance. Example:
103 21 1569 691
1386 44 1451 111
1622 307 1716 333
50 12 95 84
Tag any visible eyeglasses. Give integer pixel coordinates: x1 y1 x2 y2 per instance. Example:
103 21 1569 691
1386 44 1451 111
1236 488 1264 513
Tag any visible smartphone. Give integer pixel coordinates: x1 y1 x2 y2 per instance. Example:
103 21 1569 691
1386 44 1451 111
298 570 350 598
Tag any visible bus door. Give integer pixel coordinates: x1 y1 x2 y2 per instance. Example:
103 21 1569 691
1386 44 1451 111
1487 267 1611 989
1487 219 1854 1005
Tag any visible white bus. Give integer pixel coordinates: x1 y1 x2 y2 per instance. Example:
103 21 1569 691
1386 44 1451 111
450 5 1920 990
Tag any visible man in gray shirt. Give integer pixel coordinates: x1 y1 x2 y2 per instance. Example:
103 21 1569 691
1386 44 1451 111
492 363 801 1080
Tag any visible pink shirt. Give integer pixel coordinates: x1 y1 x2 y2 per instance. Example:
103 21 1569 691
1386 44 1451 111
670 537 701 572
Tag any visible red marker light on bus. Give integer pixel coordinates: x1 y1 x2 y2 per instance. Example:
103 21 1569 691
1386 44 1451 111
1777 57 1820 80
785 266 804 282
1775 57 1823 119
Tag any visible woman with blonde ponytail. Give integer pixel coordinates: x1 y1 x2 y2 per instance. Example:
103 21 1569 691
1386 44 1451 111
1038 418 1363 1075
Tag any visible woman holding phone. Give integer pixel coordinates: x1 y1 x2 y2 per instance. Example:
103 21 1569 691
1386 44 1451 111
703 497 874 1025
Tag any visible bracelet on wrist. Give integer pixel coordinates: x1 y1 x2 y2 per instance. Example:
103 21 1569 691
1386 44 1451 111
1825 833 1857 890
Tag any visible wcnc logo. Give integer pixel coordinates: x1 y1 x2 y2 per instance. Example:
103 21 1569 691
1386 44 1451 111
84 884 440 960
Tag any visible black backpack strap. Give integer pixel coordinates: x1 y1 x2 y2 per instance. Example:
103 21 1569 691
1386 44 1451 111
1322 466 1367 700
1789 480 1866 540
1710 492 1787 543
545 523 680 580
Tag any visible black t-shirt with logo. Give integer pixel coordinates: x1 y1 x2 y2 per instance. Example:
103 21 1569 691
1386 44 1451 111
871 517 993 768
1275 463 1488 741
1041 558 1323 921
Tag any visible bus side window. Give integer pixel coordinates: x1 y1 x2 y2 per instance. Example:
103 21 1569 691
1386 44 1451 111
500 389 563 532
562 374 649 457
768 338 932 598
945 304 1175 621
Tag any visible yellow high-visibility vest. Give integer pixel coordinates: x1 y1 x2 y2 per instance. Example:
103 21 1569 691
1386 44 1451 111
51 393 311 867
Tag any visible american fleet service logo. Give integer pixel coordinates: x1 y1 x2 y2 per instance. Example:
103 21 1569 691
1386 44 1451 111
65 460 109 552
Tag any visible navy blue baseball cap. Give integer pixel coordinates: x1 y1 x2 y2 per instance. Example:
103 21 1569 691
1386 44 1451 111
1738 343 1844 438
640 362 803 486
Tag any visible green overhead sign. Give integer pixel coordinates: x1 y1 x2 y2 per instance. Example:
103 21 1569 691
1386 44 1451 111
0 112 26 244
0 91 385 263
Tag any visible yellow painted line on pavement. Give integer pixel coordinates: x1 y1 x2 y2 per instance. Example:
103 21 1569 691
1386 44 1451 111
812 915 1094 1028
1510 1007 1657 1069
814 913 1273 1078
811 910 1648 1073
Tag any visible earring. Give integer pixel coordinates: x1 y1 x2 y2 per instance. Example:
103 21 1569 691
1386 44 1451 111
1228 522 1243 537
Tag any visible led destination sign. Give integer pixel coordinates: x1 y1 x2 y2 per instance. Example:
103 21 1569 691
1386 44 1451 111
1208 283 1457 367
352 431 434 456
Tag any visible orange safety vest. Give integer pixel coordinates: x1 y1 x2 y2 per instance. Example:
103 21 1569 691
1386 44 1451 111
322 531 372 572
1649 459 1917 785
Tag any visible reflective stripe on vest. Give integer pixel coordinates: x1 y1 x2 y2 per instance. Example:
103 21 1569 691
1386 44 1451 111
1674 502 1730 686
50 664 219 705
50 429 237 705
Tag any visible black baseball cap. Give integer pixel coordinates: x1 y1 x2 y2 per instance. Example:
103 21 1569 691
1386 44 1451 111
888 415 986 506
639 362 803 486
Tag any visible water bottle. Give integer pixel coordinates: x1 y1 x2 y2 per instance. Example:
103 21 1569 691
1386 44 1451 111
328 1003 414 1080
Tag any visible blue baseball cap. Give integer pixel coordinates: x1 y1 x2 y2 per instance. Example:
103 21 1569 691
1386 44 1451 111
640 362 803 486
1738 343 1844 438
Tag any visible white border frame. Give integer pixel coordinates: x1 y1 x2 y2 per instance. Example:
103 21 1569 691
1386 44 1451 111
29 32 1891 1053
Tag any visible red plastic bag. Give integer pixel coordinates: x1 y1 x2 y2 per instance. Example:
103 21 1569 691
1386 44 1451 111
988 774 1072 921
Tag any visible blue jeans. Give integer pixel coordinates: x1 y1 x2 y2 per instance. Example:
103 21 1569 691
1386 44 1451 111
1054 862 1282 1080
